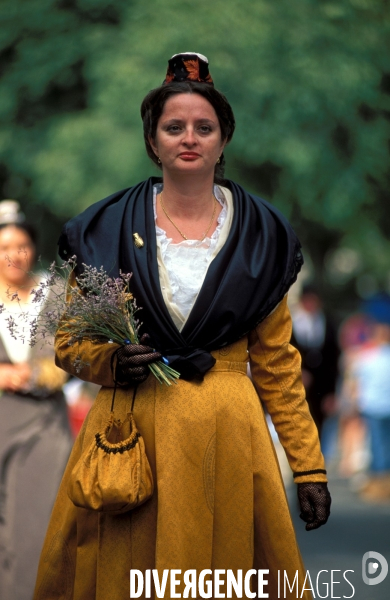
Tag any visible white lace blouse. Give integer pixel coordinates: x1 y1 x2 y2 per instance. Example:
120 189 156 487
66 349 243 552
153 184 234 332
0 274 47 364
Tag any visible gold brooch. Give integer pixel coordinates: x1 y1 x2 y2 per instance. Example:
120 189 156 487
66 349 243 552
133 233 144 248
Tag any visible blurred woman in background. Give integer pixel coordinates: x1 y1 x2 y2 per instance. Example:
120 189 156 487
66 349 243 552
352 295 390 502
0 200 72 600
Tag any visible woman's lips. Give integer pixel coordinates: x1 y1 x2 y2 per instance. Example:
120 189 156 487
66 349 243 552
179 153 200 160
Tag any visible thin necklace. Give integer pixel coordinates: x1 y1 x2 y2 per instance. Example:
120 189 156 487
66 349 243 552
160 191 218 242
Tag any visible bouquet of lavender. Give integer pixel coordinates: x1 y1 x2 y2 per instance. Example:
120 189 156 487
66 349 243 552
11 257 180 386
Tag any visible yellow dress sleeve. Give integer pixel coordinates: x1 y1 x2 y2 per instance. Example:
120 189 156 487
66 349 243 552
54 270 119 387
248 295 328 484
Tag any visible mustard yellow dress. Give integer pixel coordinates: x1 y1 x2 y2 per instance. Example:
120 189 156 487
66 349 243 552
33 294 326 600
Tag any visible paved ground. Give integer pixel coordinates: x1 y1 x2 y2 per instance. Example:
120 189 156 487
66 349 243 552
285 475 390 600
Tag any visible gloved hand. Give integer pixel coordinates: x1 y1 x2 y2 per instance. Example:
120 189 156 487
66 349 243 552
114 334 162 385
297 482 331 531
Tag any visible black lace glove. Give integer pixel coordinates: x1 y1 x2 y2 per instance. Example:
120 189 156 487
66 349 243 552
297 482 331 531
114 334 162 385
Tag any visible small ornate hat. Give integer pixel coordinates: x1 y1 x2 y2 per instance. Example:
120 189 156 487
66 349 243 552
163 52 214 85
0 200 25 225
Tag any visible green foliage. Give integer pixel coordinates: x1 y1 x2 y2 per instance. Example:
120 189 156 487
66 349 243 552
0 0 389 308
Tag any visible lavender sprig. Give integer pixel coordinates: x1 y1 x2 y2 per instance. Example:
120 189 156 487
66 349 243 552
4 257 179 385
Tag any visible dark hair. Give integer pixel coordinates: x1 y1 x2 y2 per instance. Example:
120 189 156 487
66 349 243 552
0 222 37 246
140 81 235 184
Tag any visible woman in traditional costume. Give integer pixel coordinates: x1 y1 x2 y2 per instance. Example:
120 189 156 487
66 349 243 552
0 201 72 600
34 53 331 600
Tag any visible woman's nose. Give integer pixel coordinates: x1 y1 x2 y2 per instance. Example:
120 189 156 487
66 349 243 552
182 128 197 146
8 247 25 263
7 248 19 261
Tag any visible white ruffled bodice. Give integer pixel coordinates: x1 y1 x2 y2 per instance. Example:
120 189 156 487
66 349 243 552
153 184 233 331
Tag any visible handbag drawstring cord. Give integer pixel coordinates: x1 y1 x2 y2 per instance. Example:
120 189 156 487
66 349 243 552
110 350 138 413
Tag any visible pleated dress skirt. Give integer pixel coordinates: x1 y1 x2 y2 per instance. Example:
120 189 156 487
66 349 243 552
34 338 312 600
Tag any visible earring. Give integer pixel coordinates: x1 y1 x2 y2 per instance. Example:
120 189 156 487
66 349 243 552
157 157 161 164
216 157 221 164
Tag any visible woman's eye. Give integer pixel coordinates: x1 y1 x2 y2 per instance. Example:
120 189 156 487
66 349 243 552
166 125 181 132
199 126 212 133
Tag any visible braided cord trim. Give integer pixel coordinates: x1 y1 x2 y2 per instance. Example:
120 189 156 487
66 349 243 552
95 431 140 454
293 469 327 479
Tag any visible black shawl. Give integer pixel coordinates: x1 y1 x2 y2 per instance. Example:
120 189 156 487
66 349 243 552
58 177 303 379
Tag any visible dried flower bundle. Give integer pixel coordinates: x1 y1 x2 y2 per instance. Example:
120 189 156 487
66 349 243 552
7 257 180 386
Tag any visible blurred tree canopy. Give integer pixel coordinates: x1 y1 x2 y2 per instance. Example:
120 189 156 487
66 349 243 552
0 0 389 310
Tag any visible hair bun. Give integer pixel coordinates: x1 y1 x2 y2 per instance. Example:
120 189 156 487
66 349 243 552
0 200 25 225
163 52 214 85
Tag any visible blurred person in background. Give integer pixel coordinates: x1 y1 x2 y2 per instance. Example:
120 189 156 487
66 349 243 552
291 284 340 439
351 294 390 502
337 313 371 480
63 378 98 438
0 201 72 600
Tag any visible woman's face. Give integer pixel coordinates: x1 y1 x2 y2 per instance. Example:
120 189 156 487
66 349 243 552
150 93 226 178
0 226 35 287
